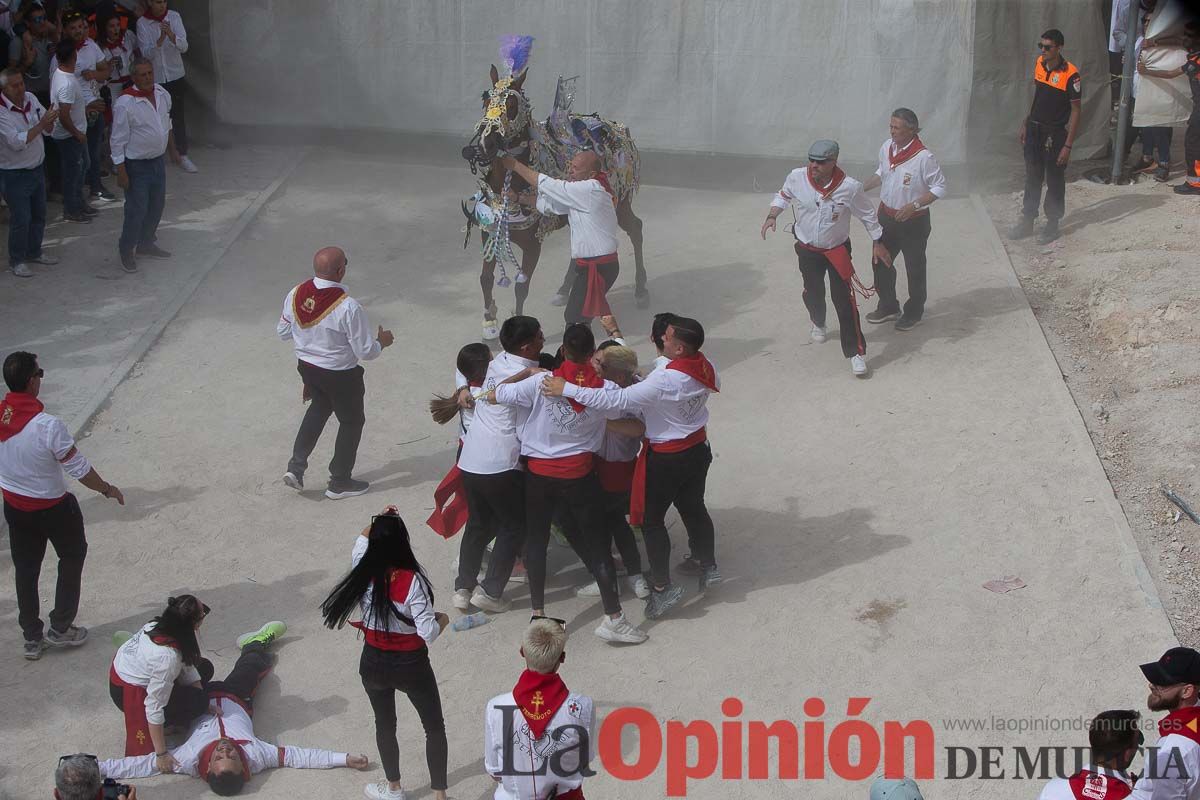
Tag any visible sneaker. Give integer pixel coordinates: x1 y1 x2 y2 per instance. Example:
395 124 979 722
629 574 650 599
120 251 138 273
93 186 117 201
111 630 134 647
23 638 48 660
179 155 199 173
482 317 499 340
1008 217 1034 239
576 582 604 598
865 307 900 324
894 316 920 332
700 565 723 591
1153 165 1170 183
677 554 704 576
850 355 868 377
549 292 568 307
1175 182 1200 195
236 621 287 649
595 613 648 644
810 324 827 344
27 253 59 265
1036 220 1060 245
136 244 172 259
644 583 685 620
282 471 304 492
10 263 32 278
452 588 472 612
470 588 510 613
45 625 88 647
326 478 369 499
364 780 407 800
63 212 92 224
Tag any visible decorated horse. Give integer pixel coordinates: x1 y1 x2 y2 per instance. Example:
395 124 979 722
461 36 648 340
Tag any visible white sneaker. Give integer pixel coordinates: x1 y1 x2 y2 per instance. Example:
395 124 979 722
549 292 568 307
482 317 499 340
364 781 407 800
470 588 510 613
28 253 59 265
10 263 32 278
594 613 648 644
850 354 868 377
452 588 472 612
629 574 650 599
179 155 198 173
811 324 827 344
576 582 603 598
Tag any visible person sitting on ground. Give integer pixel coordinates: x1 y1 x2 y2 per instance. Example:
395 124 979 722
100 621 367 795
55 753 136 800
485 618 595 800
1036 710 1140 800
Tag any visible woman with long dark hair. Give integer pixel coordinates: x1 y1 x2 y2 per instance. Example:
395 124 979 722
321 506 450 800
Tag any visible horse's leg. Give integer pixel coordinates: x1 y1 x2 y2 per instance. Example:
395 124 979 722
479 234 499 340
514 230 541 316
616 198 649 308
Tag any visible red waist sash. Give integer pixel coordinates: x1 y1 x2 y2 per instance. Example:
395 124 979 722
109 664 155 756
2 489 66 512
879 201 928 219
595 457 636 493
527 452 595 480
629 428 707 525
426 464 468 539
575 253 617 318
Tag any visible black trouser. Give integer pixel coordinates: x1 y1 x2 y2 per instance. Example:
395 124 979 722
796 240 864 358
559 487 642 578
642 442 715 588
5 494 87 642
359 644 448 790
85 114 105 194
564 258 619 326
1186 114 1200 185
163 77 188 155
110 657 216 727
457 469 526 597
872 212 932 322
1109 51 1123 107
524 471 621 616
207 643 274 708
288 361 365 483
1022 120 1067 222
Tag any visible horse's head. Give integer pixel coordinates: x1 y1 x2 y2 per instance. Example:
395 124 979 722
462 64 531 173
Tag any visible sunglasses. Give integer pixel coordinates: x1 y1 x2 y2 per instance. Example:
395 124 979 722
530 615 566 626
58 753 97 763
1037 43 1058 51
35 368 44 378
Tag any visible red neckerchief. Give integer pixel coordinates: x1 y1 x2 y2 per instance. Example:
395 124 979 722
147 632 179 649
105 36 127 52
593 171 618 207
512 669 569 740
124 86 156 108
292 279 348 329
427 464 467 538
197 732 252 781
888 135 926 170
807 164 847 200
666 352 719 392
553 360 604 412
1 94 31 123
74 37 88 51
1160 705 1200 746
1067 770 1132 800
143 9 168 22
0 392 44 442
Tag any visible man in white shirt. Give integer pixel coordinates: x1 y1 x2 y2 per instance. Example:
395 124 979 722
1037 710 1140 800
101 630 370 794
500 151 622 327
111 57 177 274
278 247 394 500
49 37 91 222
762 139 892 377
137 0 195 172
0 68 58 278
0 351 125 660
54 10 113 202
861 108 947 331
1134 647 1200 800
484 618 595 800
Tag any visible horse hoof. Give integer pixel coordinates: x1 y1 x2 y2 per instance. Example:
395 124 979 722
635 290 650 309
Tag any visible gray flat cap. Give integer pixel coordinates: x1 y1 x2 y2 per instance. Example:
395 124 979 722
808 139 840 162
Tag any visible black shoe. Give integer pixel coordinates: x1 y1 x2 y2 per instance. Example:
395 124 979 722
644 583 685 619
894 316 920 332
120 251 138 273
93 187 117 202
1037 221 1060 244
81 205 99 217
63 212 92 224
676 554 704 576
1174 182 1200 195
136 243 172 259
866 307 900 324
699 565 722 592
1008 217 1035 239
326 478 369 500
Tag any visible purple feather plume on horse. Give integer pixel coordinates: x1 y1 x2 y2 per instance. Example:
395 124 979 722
499 35 534 75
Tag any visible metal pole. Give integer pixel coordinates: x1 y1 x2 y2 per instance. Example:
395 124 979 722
1111 1 1142 182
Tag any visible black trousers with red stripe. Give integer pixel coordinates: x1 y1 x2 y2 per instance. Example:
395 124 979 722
796 240 864 358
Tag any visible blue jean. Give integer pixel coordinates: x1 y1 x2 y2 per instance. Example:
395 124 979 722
56 136 86 215
0 166 47 266
119 156 166 255
1141 127 1173 165
85 114 104 193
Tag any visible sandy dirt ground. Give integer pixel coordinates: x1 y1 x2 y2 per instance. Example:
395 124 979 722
0 148 1180 800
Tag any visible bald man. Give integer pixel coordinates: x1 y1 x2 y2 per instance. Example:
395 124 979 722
500 152 622 328
277 247 393 499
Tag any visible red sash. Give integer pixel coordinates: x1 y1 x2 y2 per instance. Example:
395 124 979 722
2 95 31 122
527 452 594 479
629 428 707 525
665 353 719 392
556 790 584 800
879 202 928 220
595 457 636 493
807 164 847 199
123 86 156 108
1160 706 1200 745
513 669 569 740
1067 770 1132 800
574 253 617 319
593 172 617 205
291 279 348 329
887 136 926 170
426 464 468 539
110 664 156 756
554 361 604 412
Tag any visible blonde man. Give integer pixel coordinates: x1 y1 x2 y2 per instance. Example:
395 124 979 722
484 619 595 800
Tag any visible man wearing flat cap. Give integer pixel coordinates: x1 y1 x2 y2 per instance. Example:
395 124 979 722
762 139 892 378
1135 647 1200 800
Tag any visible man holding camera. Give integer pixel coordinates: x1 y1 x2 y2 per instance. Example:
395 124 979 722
54 754 135 800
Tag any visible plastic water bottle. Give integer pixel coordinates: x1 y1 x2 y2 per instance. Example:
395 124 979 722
452 612 491 632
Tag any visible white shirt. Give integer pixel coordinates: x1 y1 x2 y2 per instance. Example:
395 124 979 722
0 91 46 170
457 352 536 475
0 410 91 500
454 368 476 441
110 85 172 163
50 39 105 104
771 167 882 248
137 10 188 84
99 695 349 780
101 31 139 98
484 689 595 800
598 409 643 462
495 373 619 460
276 278 382 371
874 138 948 210
1041 766 1134 800
651 354 670 372
535 174 620 259
1110 0 1133 53
1134 723 1200 800
49 67 86 141
350 534 441 645
561 364 718 445
112 622 203 726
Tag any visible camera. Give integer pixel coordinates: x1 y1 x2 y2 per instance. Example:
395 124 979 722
102 777 131 800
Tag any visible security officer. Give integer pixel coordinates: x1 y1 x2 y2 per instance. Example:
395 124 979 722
1011 29 1081 245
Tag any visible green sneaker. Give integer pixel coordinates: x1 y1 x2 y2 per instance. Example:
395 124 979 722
112 630 134 648
236 621 287 649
